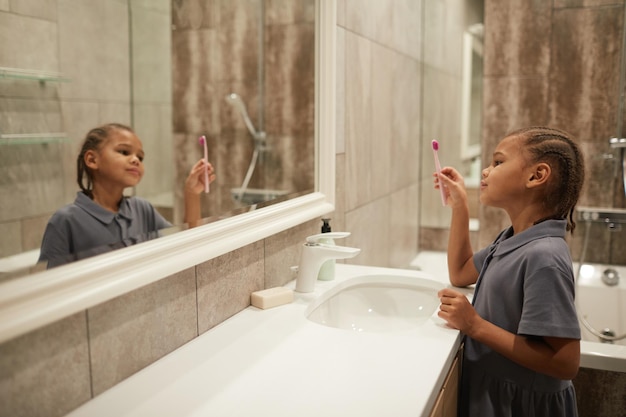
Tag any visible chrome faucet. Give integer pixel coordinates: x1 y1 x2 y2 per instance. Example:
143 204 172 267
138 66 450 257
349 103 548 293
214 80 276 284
295 232 361 293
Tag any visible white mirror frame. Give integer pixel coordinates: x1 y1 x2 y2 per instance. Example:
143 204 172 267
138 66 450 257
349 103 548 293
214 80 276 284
0 0 336 344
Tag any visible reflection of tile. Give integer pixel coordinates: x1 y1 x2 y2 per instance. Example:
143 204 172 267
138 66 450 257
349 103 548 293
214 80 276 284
197 241 264 333
0 312 90 417
0 12 58 70
88 268 197 395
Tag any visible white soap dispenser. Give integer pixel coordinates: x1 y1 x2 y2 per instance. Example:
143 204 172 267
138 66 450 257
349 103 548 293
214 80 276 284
317 218 335 281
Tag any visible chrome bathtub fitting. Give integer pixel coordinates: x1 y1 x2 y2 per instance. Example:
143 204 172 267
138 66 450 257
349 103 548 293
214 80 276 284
601 268 620 287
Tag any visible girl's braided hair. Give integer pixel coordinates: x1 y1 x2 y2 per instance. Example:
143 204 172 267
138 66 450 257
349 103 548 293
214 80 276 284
509 126 585 233
76 123 134 198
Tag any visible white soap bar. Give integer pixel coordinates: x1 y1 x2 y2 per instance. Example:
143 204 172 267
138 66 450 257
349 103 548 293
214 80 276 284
250 287 294 309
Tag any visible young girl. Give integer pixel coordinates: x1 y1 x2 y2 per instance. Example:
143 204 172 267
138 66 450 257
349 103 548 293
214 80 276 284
434 127 584 417
39 123 215 268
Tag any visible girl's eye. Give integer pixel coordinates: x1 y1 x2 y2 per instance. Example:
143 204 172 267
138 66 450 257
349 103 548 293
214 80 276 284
138 155 144 162
493 160 502 166
118 149 130 156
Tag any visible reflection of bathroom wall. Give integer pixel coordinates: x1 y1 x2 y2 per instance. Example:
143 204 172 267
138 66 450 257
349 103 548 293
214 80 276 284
171 0 315 223
130 1 174 221
419 0 483 251
0 1 134 259
480 0 626 266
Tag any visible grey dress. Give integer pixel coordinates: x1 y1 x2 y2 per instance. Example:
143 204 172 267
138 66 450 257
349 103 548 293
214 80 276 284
460 219 580 417
39 192 171 268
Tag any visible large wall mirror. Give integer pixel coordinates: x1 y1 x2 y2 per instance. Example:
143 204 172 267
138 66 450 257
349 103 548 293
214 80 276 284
0 0 335 343
1 0 316 277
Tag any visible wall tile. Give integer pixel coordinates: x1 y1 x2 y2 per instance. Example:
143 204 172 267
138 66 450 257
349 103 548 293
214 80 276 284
573 367 626 417
264 219 317 288
389 185 418 268
555 0 623 7
336 27 346 154
484 0 551 77
88 268 197 396
197 241 264 333
9 0 57 22
345 197 390 267
0 12 58 71
548 6 622 142
57 0 130 102
0 312 90 417
344 31 371 210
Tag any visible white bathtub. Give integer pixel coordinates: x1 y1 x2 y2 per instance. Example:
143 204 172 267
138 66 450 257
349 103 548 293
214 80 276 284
411 252 626 373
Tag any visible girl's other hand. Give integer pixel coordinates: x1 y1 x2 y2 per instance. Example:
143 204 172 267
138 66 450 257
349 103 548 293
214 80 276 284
185 159 215 195
437 287 480 335
433 166 467 209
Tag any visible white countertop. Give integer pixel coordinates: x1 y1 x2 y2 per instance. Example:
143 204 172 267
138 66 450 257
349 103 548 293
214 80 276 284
66 264 462 417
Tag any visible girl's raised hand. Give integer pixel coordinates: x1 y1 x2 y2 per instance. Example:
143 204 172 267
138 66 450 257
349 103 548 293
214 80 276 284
185 159 215 195
433 166 467 209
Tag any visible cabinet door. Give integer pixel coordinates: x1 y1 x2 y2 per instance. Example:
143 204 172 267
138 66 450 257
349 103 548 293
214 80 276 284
428 350 460 417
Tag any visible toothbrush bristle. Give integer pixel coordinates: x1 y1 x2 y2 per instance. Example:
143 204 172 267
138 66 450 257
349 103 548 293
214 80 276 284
431 140 439 151
199 136 206 145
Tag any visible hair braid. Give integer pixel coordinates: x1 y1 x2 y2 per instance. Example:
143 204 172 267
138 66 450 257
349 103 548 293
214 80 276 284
508 127 585 233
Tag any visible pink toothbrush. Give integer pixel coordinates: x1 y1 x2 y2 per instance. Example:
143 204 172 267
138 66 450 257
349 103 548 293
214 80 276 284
432 139 446 206
199 135 209 193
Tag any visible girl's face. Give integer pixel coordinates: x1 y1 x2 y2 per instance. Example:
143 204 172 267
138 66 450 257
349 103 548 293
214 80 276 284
479 135 532 209
90 129 145 189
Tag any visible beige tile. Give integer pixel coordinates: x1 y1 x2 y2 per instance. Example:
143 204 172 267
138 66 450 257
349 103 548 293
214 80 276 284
88 268 197 396
370 42 393 200
0 1 8 11
0 312 91 417
336 27 346 154
21 213 51 251
0 220 22 257
197 241 265 333
555 0 623 7
390 185 418 268
9 0 57 22
345 197 390 267
265 0 315 24
0 12 58 71
344 31 371 211
57 0 130 102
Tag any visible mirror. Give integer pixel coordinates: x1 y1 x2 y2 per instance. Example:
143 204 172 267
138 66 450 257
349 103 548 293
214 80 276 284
0 0 315 279
420 0 484 233
0 0 335 343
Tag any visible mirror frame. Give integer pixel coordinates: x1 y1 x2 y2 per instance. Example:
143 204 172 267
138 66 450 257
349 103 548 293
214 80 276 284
0 0 336 344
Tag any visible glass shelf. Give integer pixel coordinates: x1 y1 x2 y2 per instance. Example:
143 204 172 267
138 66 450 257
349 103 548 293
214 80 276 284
0 66 70 82
0 132 69 145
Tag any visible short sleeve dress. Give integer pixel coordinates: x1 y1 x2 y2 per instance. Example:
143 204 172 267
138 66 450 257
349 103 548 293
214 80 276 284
39 192 172 268
460 219 580 417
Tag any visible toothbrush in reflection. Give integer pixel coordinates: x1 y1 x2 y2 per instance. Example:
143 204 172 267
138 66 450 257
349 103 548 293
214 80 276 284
432 139 446 206
199 135 209 193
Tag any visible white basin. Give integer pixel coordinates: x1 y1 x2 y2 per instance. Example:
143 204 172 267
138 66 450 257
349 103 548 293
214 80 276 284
306 274 444 332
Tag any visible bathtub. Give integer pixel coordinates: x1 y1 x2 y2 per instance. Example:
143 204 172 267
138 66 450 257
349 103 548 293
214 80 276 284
410 252 626 373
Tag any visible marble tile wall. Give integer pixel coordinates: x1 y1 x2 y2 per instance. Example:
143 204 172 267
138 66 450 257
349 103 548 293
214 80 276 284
481 0 626 266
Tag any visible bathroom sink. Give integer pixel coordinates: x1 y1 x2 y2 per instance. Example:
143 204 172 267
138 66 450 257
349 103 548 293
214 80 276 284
306 274 444 332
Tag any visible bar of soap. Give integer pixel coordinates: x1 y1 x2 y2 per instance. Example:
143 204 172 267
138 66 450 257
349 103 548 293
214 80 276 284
251 287 294 309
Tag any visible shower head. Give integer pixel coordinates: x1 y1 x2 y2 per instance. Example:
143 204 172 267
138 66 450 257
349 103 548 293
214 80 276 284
225 93 259 138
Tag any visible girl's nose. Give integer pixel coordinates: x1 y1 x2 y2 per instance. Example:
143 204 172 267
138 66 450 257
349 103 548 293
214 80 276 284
130 155 141 164
481 167 489 178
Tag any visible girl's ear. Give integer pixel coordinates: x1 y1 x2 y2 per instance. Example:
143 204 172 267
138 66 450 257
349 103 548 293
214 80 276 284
84 149 98 170
527 162 551 188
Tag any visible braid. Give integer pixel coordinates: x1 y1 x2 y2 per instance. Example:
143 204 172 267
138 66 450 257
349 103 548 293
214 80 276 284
509 127 585 233
76 123 134 198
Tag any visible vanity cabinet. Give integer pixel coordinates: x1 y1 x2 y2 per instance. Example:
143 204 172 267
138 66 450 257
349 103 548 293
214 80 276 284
428 348 461 417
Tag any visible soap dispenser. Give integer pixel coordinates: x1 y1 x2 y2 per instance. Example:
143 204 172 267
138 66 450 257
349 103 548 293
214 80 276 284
317 218 335 281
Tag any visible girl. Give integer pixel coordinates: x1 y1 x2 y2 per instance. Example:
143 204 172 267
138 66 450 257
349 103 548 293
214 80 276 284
435 127 584 417
39 123 215 268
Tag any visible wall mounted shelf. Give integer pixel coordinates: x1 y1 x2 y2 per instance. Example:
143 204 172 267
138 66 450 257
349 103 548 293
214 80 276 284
0 66 70 83
0 132 69 145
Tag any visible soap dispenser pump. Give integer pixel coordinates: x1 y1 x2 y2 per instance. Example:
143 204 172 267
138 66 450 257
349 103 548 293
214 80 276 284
317 218 336 281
